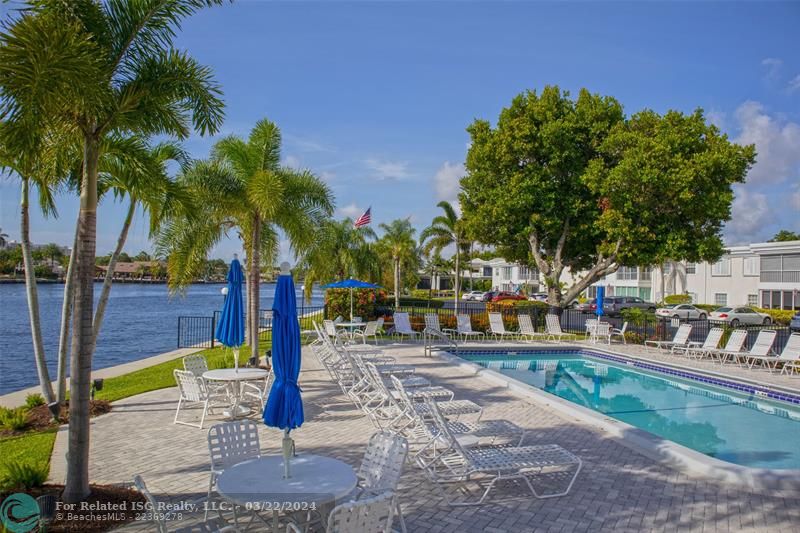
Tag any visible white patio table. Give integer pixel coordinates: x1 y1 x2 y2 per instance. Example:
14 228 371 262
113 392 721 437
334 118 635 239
202 368 269 419
216 454 358 531
335 321 367 340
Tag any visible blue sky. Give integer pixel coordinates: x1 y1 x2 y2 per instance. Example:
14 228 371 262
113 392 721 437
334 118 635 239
1 1 798 261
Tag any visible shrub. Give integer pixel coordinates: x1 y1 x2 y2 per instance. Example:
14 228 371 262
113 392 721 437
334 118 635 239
624 331 646 344
325 288 388 320
0 461 49 491
620 307 654 324
0 406 29 431
754 308 794 326
664 294 692 305
24 393 45 410
396 297 444 308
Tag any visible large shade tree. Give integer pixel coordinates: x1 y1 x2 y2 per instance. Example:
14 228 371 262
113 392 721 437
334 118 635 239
157 119 334 361
0 0 227 502
461 86 755 307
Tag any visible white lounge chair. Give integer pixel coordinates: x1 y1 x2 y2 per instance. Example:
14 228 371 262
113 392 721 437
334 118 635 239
517 314 545 341
173 369 229 429
455 314 485 342
779 333 800 375
392 312 420 342
544 315 577 343
746 332 799 372
644 324 692 352
417 397 582 505
738 330 778 368
673 327 723 359
488 312 517 341
706 329 748 363
390 375 482 421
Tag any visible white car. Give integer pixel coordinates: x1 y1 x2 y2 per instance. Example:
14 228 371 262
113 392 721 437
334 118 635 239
655 304 708 320
461 290 486 301
709 306 772 327
527 293 548 302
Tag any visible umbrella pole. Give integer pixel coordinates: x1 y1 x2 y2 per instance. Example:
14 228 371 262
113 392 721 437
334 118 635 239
282 428 293 478
234 347 239 372
350 288 354 321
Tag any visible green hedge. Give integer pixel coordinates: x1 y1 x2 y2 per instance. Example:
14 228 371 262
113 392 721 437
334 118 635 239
397 297 445 308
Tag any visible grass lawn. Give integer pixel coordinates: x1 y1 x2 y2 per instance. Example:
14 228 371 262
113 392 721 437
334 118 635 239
0 429 57 489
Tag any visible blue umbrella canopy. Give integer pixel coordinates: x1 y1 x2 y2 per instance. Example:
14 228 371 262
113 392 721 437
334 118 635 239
263 272 304 431
320 278 381 289
215 258 245 347
595 286 605 317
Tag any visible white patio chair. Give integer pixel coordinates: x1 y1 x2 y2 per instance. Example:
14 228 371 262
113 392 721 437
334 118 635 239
517 314 545 341
353 431 409 532
206 421 261 520
739 330 779 368
706 329 749 364
390 375 482 422
352 320 381 345
609 322 628 344
644 323 692 352
184 354 229 394
455 314 485 342
287 490 396 533
417 398 582 505
779 333 800 375
173 369 228 429
591 322 612 344
392 312 420 342
584 318 598 336
133 475 240 533
544 314 577 343
488 312 517 341
673 327 723 358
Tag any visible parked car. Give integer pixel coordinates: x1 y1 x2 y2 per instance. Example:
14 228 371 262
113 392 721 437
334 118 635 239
655 304 708 320
481 291 497 302
576 299 597 313
527 293 548 302
461 290 486 301
602 296 657 316
709 306 772 326
791 312 800 332
491 291 527 302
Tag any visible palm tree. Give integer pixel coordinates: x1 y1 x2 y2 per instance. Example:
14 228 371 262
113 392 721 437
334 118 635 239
298 218 379 300
158 118 334 363
0 228 9 247
420 201 465 313
376 219 418 307
0 1 226 502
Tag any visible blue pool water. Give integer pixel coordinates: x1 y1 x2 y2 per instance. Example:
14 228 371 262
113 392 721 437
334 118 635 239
462 350 800 470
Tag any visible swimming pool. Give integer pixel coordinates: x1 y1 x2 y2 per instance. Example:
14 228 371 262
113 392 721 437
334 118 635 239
460 350 800 470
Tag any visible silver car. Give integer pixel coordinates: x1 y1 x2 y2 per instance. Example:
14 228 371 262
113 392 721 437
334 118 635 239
655 304 708 320
709 306 772 327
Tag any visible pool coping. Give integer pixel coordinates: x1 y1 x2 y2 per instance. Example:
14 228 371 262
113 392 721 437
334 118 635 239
433 345 800 495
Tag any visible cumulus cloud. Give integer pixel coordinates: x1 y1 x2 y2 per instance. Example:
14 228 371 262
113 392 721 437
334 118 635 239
732 101 800 185
727 187 771 244
319 170 336 182
433 161 465 205
364 158 410 180
788 75 800 93
761 57 783 80
337 203 363 219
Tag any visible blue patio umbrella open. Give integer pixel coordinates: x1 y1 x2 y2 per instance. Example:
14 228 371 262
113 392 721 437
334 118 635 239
215 256 245 371
264 262 303 478
595 286 605 318
320 278 381 320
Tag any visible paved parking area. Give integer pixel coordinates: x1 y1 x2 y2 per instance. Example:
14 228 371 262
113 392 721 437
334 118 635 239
56 341 799 532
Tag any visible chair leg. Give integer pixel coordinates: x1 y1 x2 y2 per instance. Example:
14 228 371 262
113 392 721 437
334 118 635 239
173 397 183 425
395 500 407 533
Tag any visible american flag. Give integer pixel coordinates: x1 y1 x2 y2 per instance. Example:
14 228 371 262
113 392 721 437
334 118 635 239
353 207 372 228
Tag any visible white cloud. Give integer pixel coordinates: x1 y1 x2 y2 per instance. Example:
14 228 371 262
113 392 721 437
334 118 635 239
433 161 465 206
733 101 800 185
706 110 726 130
284 134 336 154
727 187 770 244
788 75 800 93
282 155 302 169
337 203 363 219
761 57 783 80
364 158 410 180
319 170 336 182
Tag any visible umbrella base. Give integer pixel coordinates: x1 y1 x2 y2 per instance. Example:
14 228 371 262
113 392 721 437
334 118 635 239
223 404 251 419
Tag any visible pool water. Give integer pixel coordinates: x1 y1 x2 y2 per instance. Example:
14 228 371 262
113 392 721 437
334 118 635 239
465 351 800 470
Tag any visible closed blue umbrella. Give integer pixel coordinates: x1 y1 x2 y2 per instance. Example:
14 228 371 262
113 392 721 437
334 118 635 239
264 262 303 478
215 257 245 370
320 278 381 320
596 286 605 318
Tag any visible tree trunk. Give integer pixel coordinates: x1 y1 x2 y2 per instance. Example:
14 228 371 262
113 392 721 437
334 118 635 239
20 178 56 404
454 245 460 315
57 216 80 403
393 257 400 308
249 217 261 363
64 134 99 504
91 199 135 350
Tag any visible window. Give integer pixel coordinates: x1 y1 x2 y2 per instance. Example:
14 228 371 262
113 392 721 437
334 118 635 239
743 256 759 277
763 289 799 310
501 267 511 280
711 259 730 277
639 288 652 301
640 267 652 281
747 294 758 306
617 266 638 281
714 293 727 306
685 263 696 274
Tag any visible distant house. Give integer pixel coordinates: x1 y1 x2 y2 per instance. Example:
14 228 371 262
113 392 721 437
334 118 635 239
95 261 166 280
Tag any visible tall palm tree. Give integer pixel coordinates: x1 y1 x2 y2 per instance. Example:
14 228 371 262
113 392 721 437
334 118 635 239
420 201 465 313
298 218 379 300
0 0 226 502
157 118 334 362
376 219 418 307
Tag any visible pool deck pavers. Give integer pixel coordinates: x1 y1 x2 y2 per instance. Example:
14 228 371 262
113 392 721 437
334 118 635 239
50 340 800 532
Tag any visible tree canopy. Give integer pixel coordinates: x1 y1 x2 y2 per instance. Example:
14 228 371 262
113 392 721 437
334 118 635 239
461 86 755 306
769 230 800 242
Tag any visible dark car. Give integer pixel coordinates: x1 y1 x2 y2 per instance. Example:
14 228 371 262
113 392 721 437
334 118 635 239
576 299 597 313
481 291 497 302
491 291 527 302
790 312 800 332
602 296 657 316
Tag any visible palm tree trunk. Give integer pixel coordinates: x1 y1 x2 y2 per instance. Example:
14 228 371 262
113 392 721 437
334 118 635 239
454 245 460 315
91 199 135 350
393 257 400 308
57 215 80 403
20 178 56 404
64 134 99 504
249 217 261 363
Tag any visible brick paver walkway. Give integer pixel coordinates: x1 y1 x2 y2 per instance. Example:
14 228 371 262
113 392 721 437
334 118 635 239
70 342 799 532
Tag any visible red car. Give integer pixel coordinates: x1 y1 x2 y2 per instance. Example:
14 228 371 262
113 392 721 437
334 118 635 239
491 291 526 302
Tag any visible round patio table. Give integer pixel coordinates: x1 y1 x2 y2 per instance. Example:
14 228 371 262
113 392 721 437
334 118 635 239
335 321 367 340
203 368 269 419
216 454 358 531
